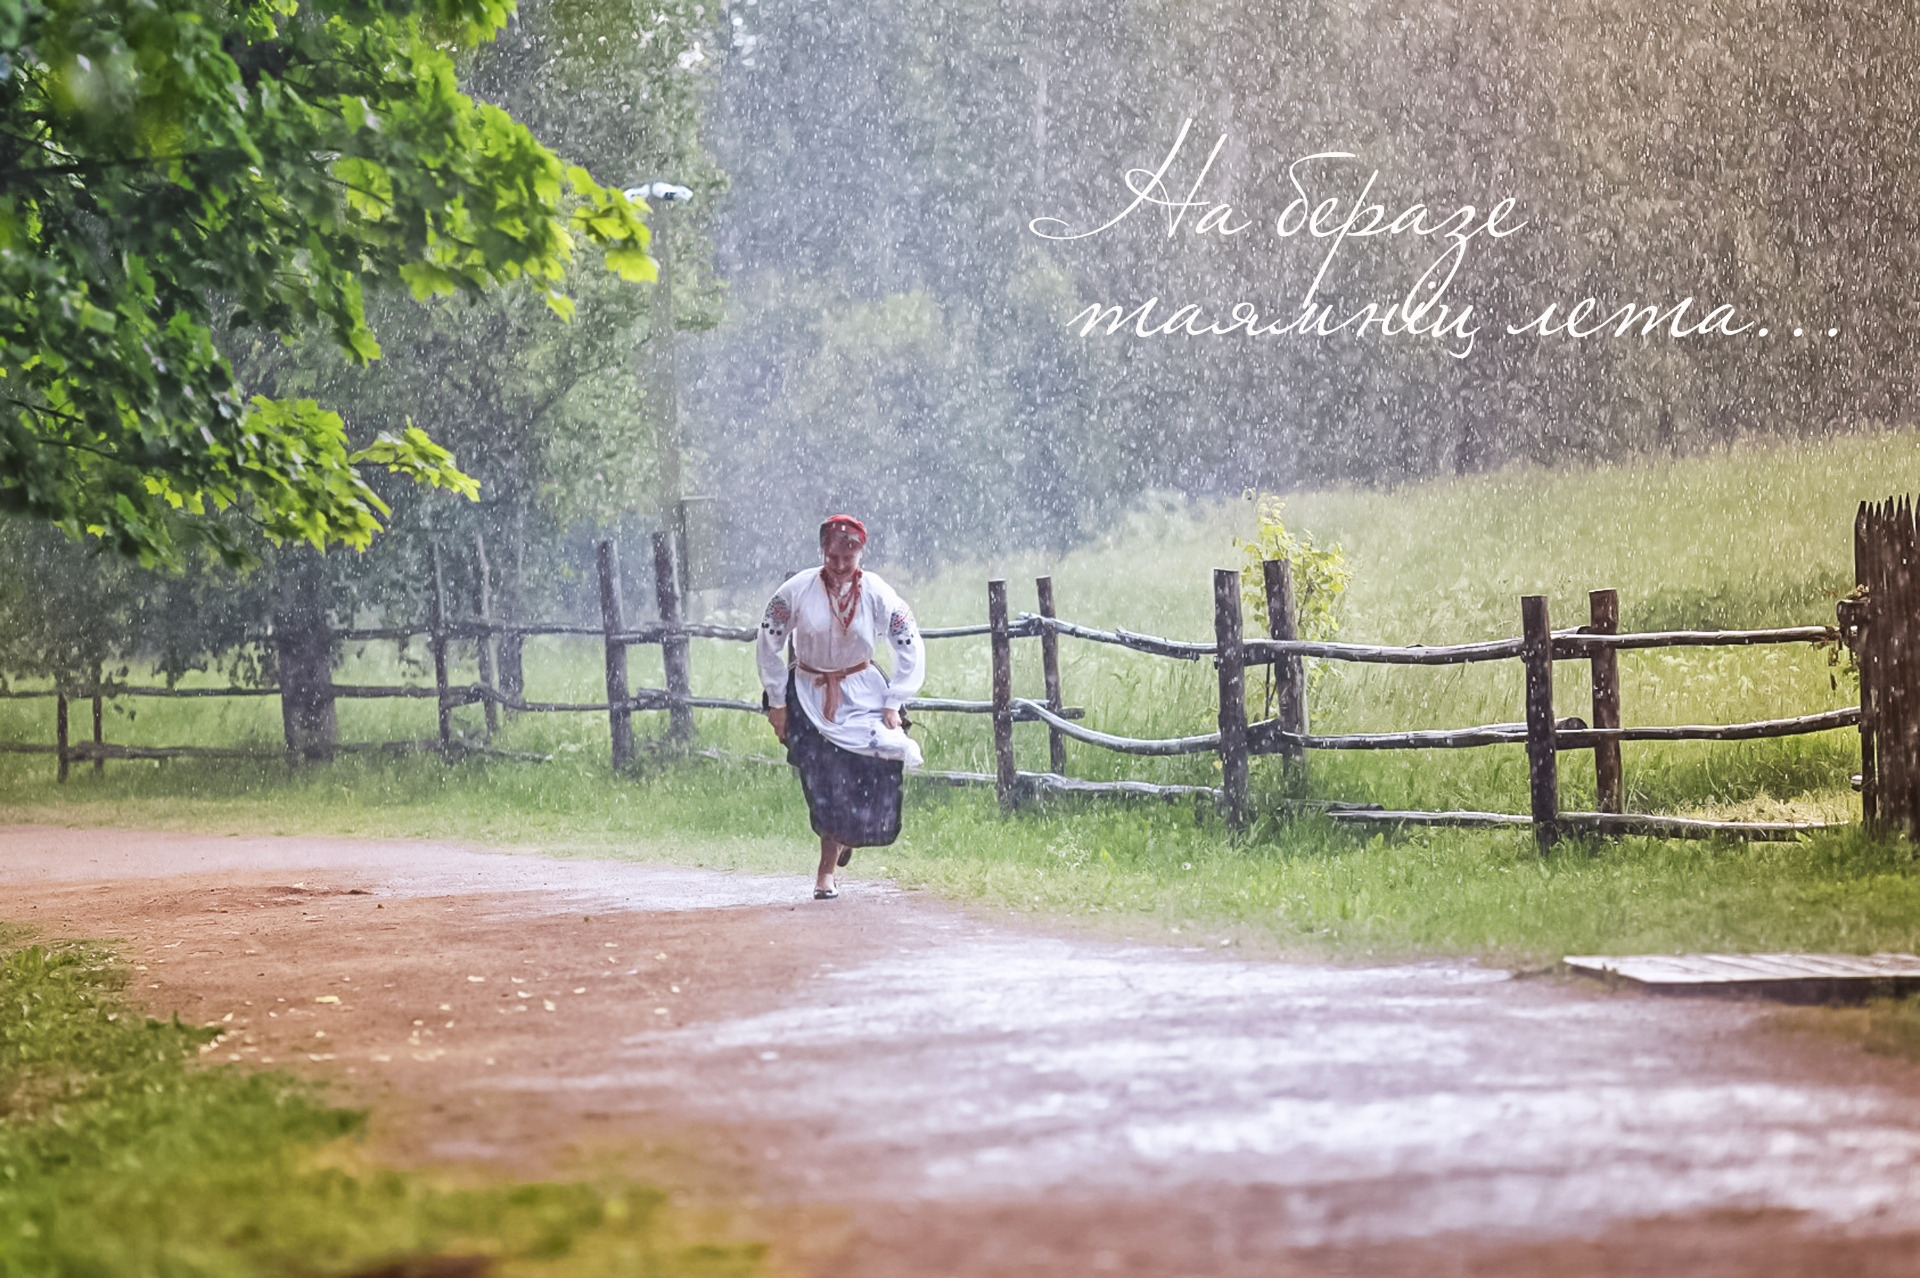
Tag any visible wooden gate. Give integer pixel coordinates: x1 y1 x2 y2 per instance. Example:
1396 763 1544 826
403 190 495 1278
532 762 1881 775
1849 497 1920 837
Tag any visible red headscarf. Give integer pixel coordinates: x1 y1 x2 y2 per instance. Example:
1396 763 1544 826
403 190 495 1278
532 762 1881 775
819 514 867 548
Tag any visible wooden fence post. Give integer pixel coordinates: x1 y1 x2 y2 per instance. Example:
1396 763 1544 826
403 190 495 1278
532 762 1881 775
472 531 500 738
1262 559 1306 762
652 530 695 743
1894 496 1917 836
1880 498 1917 836
90 663 104 777
1857 496 1920 837
55 691 68 783
988 579 1017 809
429 545 453 753
1894 499 1916 835
1851 501 1878 831
1036 576 1067 776
1520 594 1559 849
1214 568 1250 832
1589 588 1622 814
598 539 635 771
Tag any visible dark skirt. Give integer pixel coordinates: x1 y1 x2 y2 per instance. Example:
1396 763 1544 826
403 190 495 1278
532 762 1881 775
785 670 905 847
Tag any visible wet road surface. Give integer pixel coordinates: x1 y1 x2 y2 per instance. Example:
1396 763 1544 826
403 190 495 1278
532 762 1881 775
1 823 1915 1275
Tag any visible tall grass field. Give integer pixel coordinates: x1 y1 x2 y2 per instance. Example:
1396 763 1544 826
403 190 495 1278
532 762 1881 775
4 430 1919 963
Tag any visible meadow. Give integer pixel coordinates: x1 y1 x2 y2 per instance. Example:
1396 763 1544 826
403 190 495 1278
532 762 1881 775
2 429 1918 964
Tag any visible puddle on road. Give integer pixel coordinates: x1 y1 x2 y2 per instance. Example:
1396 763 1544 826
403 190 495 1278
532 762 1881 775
532 928 1920 1244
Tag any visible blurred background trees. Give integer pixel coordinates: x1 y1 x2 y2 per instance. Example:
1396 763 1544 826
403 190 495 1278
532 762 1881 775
6 0 1915 685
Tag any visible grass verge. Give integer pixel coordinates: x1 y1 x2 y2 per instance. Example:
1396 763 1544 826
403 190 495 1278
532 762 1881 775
1 748 1916 968
0 935 761 1277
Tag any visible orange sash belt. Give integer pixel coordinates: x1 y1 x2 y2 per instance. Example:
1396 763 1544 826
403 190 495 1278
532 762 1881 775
796 660 870 724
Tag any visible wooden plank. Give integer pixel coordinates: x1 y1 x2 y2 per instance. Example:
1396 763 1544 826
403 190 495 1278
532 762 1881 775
1327 809 1845 841
1881 499 1909 835
1588 589 1622 813
1213 567 1249 832
1888 500 1911 834
429 545 453 752
1556 707 1859 745
1036 576 1067 776
652 530 695 742
1880 500 1905 835
1263 558 1305 763
1896 498 1912 836
1244 636 1522 665
597 539 635 770
1551 626 1833 654
1252 716 1588 753
1521 595 1559 849
918 622 1000 640
1562 812 1844 840
1015 698 1219 756
1038 617 1213 660
907 697 1083 720
1325 809 1533 829
988 579 1017 809
1564 951 1920 1003
1852 500 1877 829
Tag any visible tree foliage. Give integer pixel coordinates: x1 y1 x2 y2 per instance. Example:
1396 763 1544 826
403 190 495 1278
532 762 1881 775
0 0 657 566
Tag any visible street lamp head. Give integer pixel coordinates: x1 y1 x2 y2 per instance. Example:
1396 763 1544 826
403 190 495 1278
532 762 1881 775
623 181 693 205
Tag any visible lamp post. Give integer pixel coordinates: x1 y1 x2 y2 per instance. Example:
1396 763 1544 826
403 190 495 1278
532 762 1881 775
624 181 693 522
626 181 697 742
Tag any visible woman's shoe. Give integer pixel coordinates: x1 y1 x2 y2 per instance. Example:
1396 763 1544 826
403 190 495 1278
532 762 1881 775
836 846 853 868
814 886 839 900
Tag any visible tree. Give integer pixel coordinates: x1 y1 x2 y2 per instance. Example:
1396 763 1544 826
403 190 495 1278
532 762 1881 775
226 0 727 696
0 0 659 568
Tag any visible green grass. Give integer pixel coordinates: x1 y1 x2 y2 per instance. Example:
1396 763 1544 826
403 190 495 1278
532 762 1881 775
4 749 1916 967
4 428 1920 964
0 937 762 1277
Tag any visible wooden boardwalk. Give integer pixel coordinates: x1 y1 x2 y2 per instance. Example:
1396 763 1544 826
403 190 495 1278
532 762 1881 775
1564 952 1920 1003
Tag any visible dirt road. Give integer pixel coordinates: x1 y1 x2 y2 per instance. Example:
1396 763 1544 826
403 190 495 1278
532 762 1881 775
2 823 1918 1276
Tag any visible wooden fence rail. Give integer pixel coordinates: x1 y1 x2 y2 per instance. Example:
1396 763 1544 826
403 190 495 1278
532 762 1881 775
0 519 1884 848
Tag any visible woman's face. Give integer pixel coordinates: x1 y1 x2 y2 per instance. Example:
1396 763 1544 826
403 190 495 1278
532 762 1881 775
821 532 863 583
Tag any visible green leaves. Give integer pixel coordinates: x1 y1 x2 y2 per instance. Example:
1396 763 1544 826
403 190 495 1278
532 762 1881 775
603 243 660 284
0 0 660 566
1236 492 1353 644
350 421 480 501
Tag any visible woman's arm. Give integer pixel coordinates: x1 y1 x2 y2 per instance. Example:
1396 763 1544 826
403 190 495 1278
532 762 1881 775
872 577 926 708
757 578 799 740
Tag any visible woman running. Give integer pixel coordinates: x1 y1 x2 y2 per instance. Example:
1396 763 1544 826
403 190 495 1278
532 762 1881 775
757 515 925 898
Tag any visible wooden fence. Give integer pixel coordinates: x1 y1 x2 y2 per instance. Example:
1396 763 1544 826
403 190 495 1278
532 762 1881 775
1848 496 1920 839
0 519 1886 847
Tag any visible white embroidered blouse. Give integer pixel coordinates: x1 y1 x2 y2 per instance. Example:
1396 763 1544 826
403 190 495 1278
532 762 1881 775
756 568 926 766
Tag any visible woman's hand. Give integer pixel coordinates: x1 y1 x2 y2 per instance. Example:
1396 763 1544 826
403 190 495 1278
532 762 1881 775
882 706 902 730
768 705 789 744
